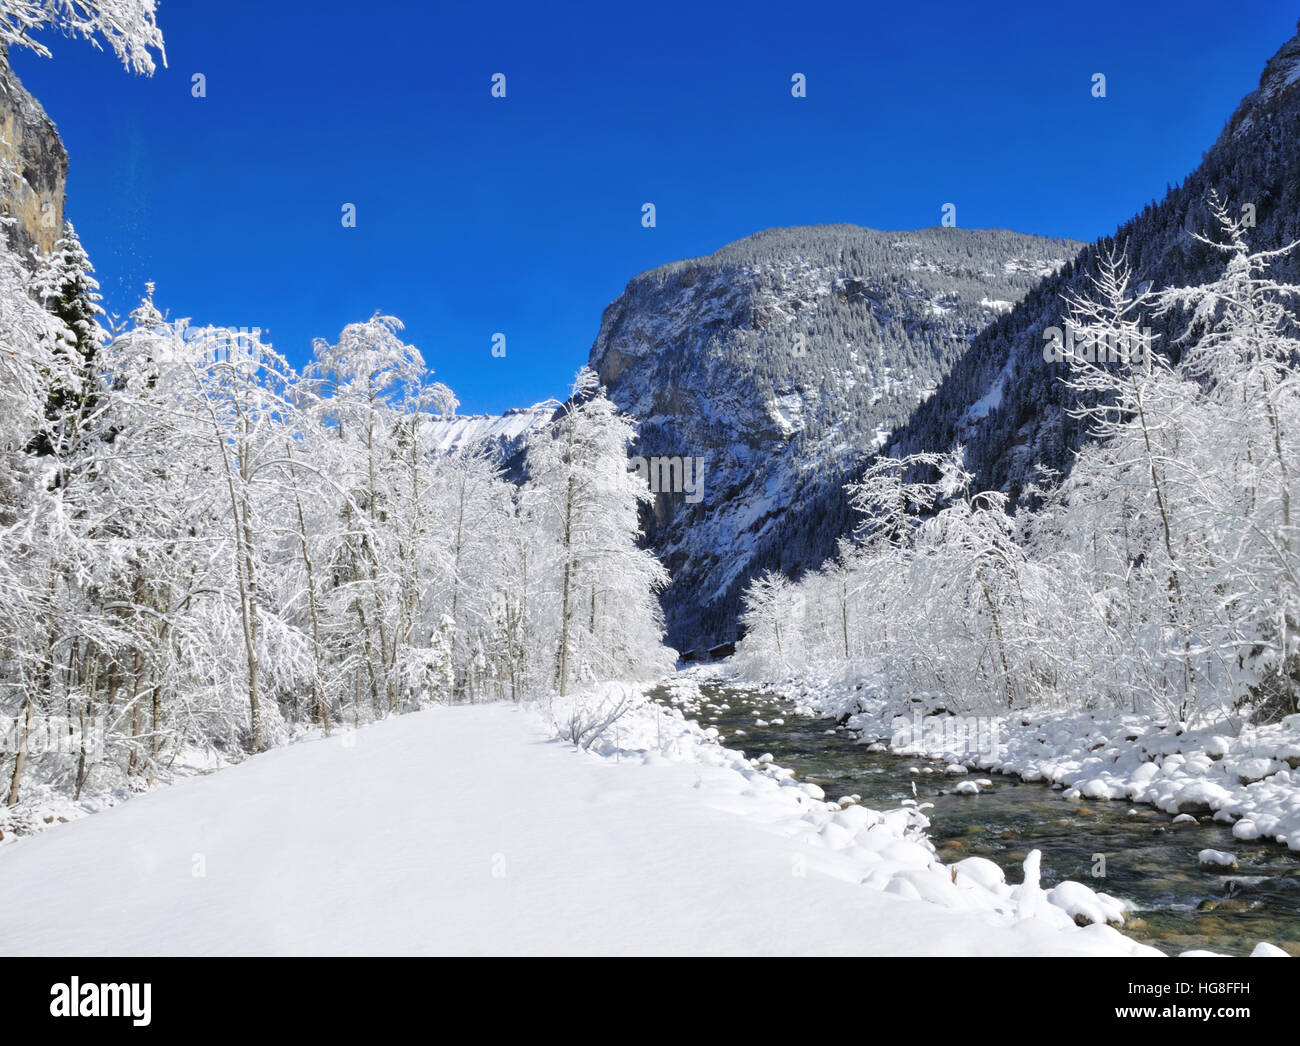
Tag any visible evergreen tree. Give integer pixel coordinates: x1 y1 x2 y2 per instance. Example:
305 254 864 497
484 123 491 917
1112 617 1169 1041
30 223 107 454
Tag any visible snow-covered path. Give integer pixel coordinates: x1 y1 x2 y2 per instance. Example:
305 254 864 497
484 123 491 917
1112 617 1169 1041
0 703 1153 956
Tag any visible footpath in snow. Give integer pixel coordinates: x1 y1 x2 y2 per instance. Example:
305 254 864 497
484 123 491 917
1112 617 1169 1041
0 685 1168 957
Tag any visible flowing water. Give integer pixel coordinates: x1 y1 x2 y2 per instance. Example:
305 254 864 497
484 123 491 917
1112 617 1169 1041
650 679 1300 956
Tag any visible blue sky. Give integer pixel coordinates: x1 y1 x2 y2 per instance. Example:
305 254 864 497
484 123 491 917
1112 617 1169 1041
11 0 1297 414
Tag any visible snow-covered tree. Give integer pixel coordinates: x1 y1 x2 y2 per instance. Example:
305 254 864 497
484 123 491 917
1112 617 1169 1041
0 0 166 74
524 367 671 698
1 277 677 812
738 206 1300 725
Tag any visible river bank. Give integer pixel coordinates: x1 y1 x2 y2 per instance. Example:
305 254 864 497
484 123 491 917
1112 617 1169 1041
0 688 1172 956
727 665 1300 853
665 667 1300 955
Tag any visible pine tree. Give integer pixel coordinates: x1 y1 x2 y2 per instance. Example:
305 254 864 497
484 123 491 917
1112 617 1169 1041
30 223 108 455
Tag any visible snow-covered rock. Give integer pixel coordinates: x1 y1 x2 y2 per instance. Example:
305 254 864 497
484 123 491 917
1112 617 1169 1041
1197 849 1238 869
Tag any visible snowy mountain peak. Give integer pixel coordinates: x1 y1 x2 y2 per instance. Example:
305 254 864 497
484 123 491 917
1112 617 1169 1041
429 401 560 457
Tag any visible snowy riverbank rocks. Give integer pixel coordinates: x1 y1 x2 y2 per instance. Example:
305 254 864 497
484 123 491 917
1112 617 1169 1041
743 670 1300 853
549 674 1165 953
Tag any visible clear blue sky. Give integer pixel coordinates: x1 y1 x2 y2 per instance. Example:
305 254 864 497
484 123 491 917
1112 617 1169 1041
11 0 1297 414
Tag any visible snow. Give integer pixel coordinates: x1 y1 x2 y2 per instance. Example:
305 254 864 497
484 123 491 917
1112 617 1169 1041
0 689 1163 957
769 393 806 438
1233 819 1262 841
1198 849 1238 868
952 856 1006 892
1044 881 1127 927
769 667 1300 855
428 402 557 455
962 356 1013 424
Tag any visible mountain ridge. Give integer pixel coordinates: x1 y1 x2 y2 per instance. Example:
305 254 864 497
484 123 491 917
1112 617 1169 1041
586 223 1085 651
703 22 1300 656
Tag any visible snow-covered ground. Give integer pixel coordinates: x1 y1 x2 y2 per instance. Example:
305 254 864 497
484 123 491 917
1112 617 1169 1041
738 664 1300 853
0 678 1169 957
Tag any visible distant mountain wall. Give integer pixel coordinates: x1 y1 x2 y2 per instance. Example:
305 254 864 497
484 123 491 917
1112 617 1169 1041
587 225 1083 652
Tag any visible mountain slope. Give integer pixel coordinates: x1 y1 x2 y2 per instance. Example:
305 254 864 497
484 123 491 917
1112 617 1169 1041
588 225 1083 651
428 402 558 459
889 24 1300 499
730 24 1300 646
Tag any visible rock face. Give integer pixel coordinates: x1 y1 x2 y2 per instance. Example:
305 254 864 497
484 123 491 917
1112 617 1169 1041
429 402 560 460
700 24 1300 657
887 23 1300 503
0 47 67 261
424 401 559 486
587 225 1083 652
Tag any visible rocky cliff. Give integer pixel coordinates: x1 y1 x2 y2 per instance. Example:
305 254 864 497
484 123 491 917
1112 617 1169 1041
0 47 66 262
587 225 1083 652
886 23 1300 502
732 24 1300 664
